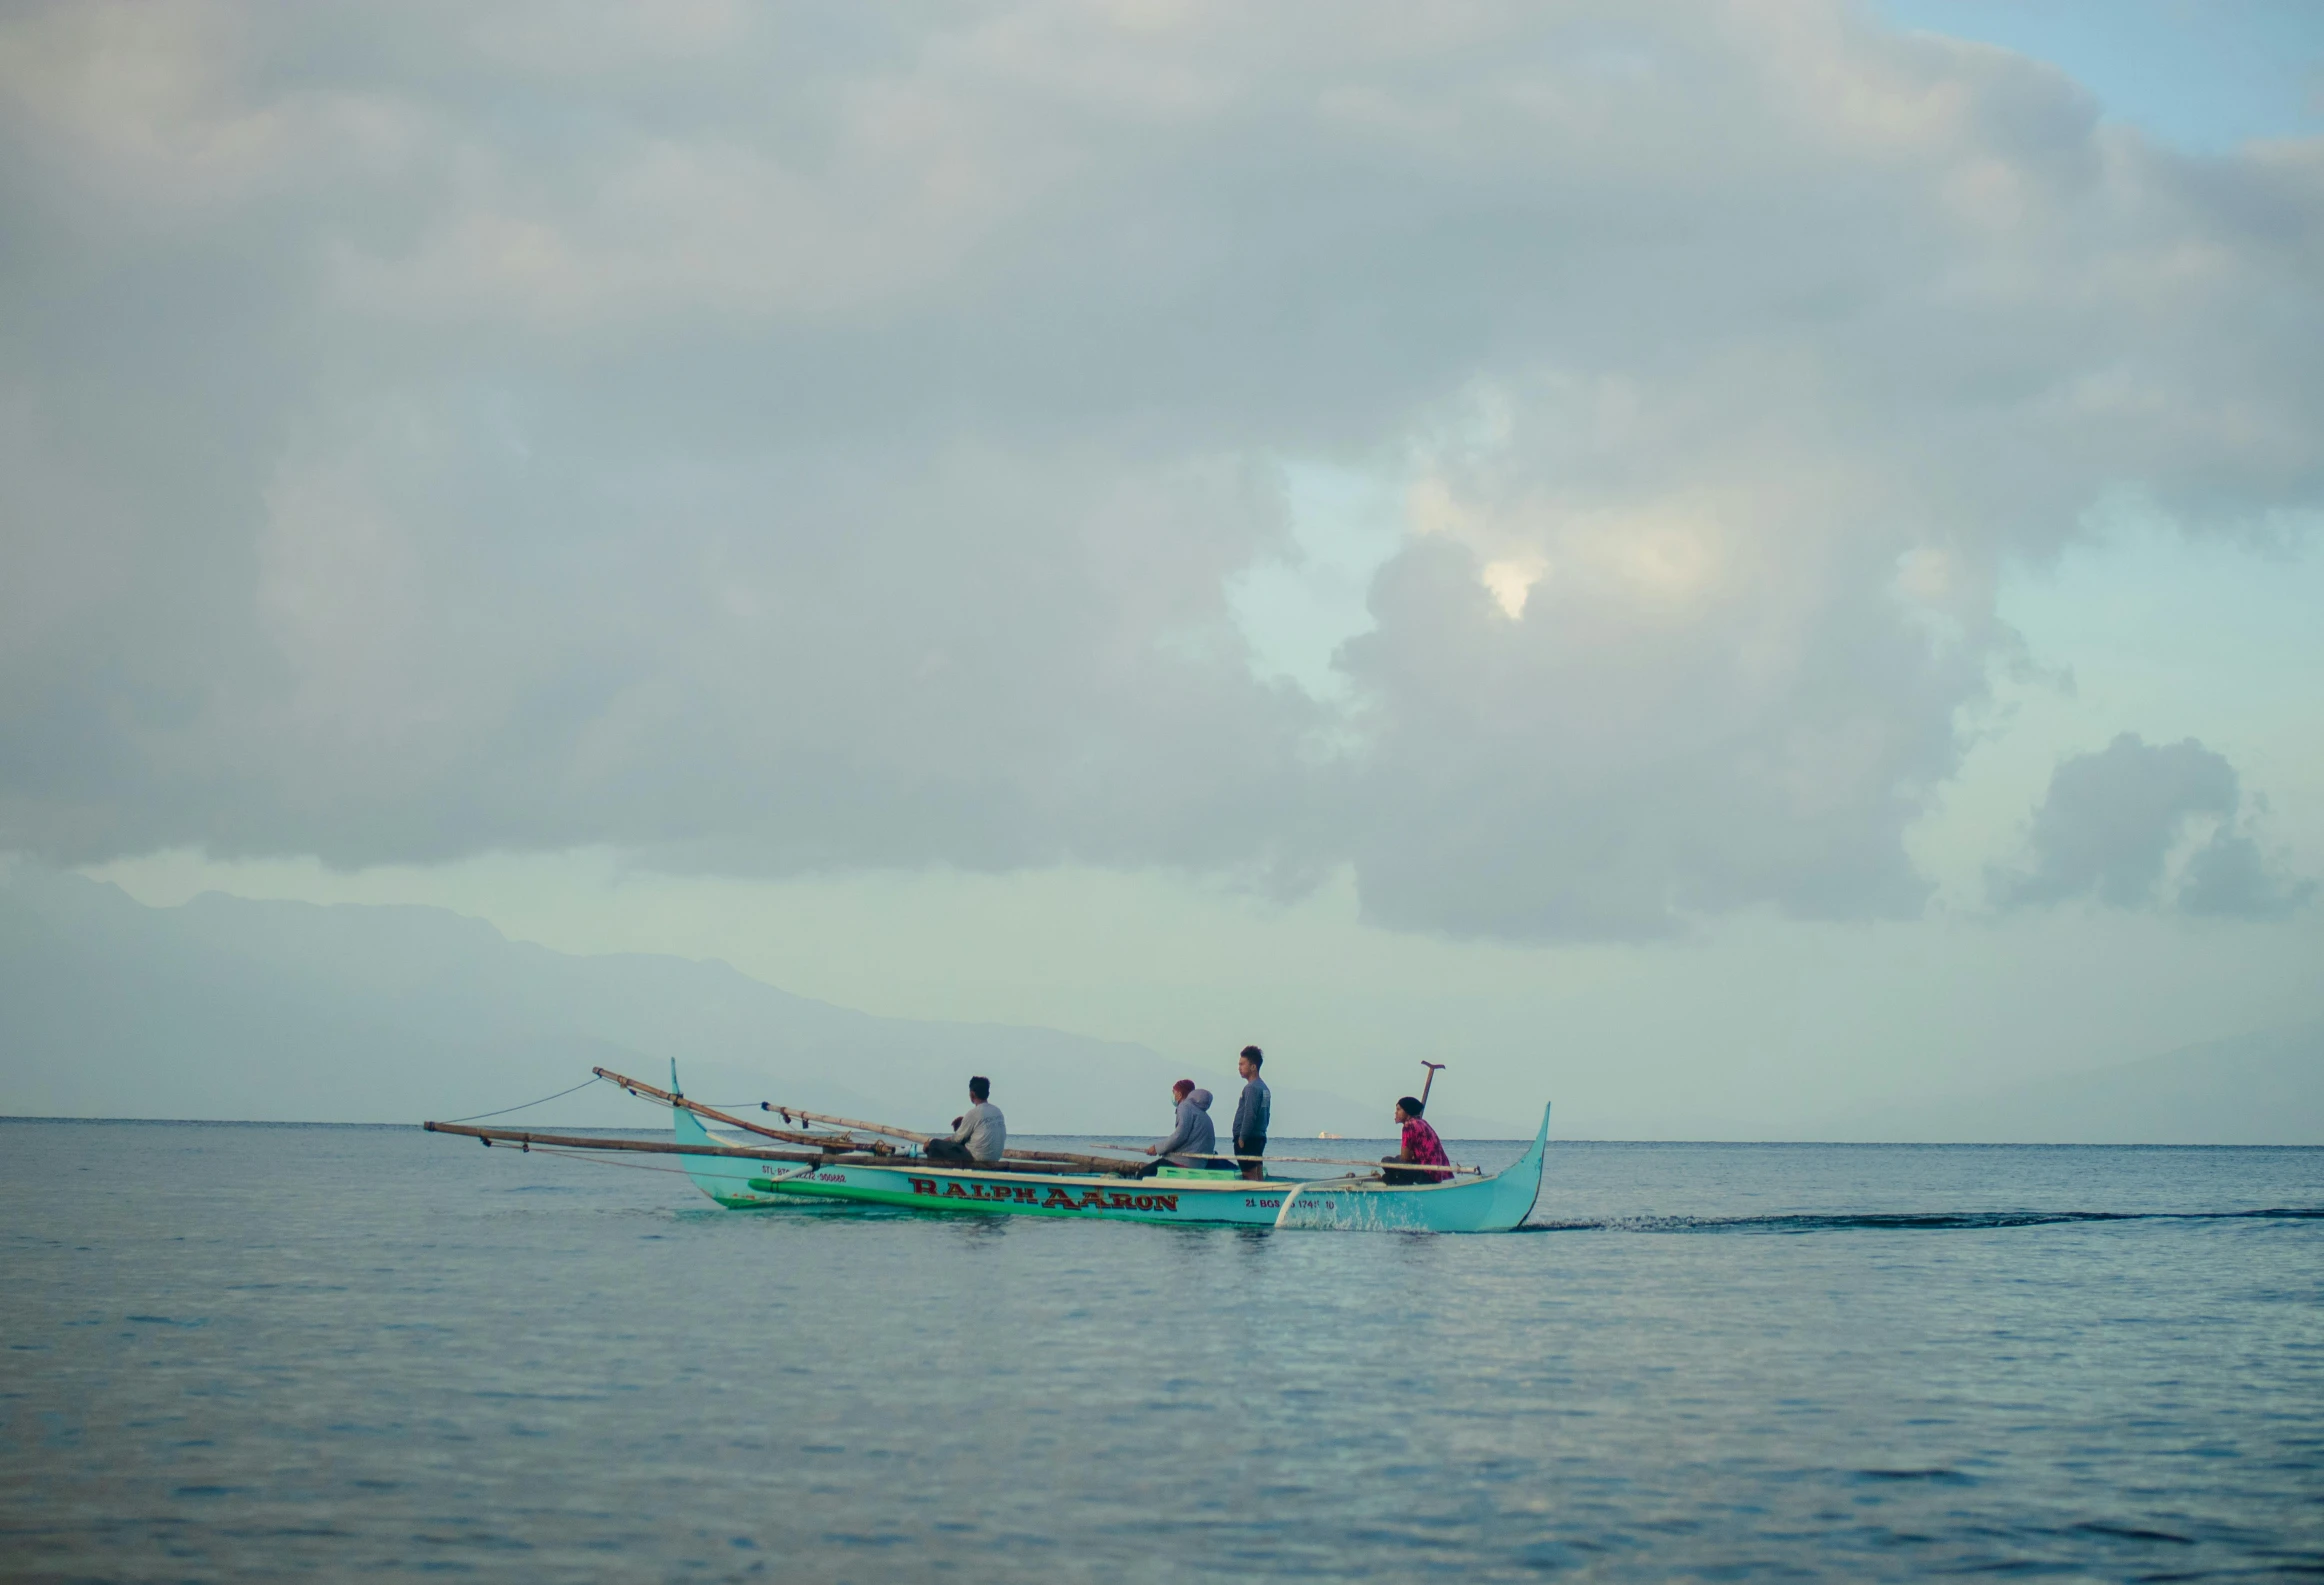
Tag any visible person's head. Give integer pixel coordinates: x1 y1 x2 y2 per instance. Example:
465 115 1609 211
1395 1095 1424 1124
1172 1079 1195 1103
1238 1045 1263 1080
968 1075 990 1103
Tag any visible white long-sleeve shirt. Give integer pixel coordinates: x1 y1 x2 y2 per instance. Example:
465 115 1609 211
940 1101 1007 1162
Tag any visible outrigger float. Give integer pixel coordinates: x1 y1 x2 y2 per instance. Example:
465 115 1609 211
427 1066 1550 1232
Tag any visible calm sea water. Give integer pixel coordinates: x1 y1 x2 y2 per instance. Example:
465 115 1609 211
2 1120 2318 1582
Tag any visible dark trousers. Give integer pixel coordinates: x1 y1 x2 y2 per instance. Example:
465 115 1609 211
1381 1161 1451 1185
1237 1139 1267 1181
1135 1156 1234 1178
925 1138 973 1164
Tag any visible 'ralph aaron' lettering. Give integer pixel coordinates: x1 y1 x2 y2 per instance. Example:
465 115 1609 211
905 1177 1178 1214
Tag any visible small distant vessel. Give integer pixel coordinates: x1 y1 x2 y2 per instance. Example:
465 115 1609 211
428 1065 1549 1233
1318 1131 1342 1140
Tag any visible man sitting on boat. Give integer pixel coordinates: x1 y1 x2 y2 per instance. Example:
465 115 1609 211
1381 1096 1453 1184
1139 1080 1223 1172
926 1076 1007 1164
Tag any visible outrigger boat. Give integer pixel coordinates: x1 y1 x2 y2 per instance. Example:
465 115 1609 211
426 1064 1550 1232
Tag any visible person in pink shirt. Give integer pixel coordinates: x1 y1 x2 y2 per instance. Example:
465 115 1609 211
1382 1095 1452 1184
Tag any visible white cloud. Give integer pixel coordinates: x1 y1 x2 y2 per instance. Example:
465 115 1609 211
1 0 2318 939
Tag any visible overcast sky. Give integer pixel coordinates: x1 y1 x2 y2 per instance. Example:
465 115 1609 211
6 1 2320 1132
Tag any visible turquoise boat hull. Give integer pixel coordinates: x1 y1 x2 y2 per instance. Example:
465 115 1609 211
670 1103 1550 1232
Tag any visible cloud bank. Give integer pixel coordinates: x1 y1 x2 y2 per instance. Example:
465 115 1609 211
1 1 2319 939
1993 733 2313 918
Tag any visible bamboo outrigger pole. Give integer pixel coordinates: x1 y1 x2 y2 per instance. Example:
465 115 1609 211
424 1121 820 1162
425 1120 1143 1177
593 1065 1149 1176
593 1068 900 1154
1237 1154 1481 1175
583 1065 1477 1178
759 1102 930 1145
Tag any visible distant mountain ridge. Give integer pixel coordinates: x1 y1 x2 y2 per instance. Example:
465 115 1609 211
1833 1023 2324 1145
0 867 1495 1137
5 867 2312 1143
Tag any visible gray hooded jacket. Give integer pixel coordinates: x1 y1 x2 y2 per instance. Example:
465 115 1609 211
1151 1089 1217 1166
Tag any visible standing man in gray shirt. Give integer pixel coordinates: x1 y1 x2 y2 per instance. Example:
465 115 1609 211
926 1076 1006 1164
1231 1045 1271 1181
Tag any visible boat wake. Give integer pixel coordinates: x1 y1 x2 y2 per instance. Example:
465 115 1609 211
1524 1207 2324 1233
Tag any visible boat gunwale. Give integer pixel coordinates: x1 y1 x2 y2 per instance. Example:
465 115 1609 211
698 1141 1490 1196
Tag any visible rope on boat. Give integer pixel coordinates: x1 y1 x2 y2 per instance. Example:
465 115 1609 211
440 1075 606 1124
